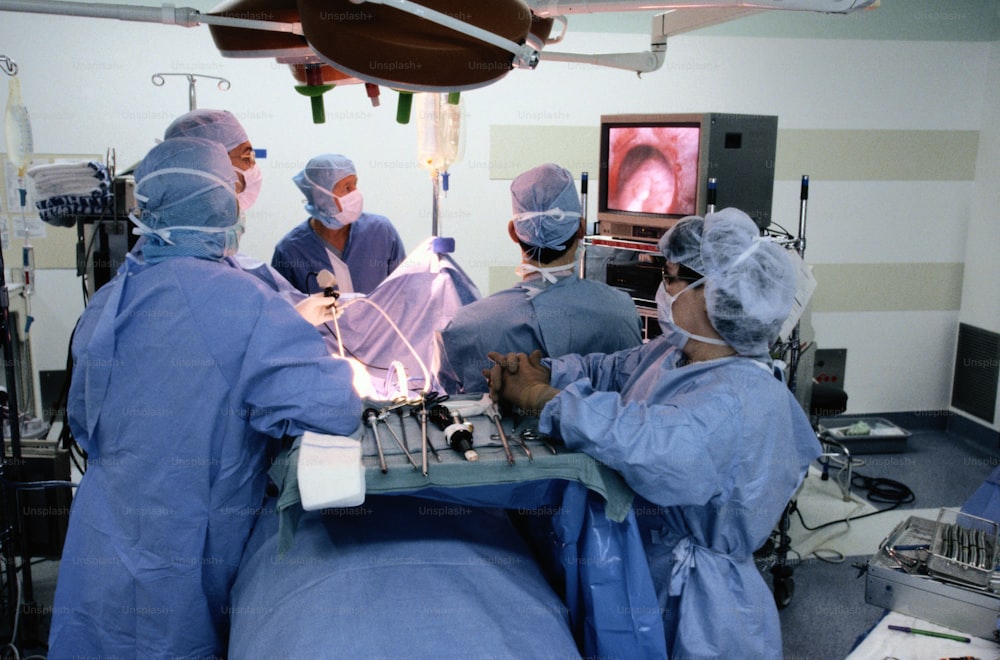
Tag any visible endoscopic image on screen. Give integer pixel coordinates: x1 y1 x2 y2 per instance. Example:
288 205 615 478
606 125 699 216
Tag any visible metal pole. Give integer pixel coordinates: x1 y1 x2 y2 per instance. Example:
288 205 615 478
787 175 809 396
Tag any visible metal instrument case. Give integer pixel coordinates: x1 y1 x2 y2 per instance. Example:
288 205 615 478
865 514 1000 641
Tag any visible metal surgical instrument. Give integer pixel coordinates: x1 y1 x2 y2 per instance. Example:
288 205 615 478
485 402 515 466
429 404 478 462
378 408 419 470
363 408 388 473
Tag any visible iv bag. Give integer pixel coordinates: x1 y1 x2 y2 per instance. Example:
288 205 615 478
415 93 464 175
4 76 34 175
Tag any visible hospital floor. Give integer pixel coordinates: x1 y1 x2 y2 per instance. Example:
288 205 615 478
776 415 999 660
12 416 1000 659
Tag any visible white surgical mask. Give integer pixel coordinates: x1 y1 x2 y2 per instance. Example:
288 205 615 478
313 188 364 229
655 280 729 351
237 163 262 210
332 189 364 226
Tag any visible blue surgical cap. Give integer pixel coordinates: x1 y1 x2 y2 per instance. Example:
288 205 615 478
292 154 357 220
510 163 582 250
164 109 249 153
133 137 240 262
659 208 796 356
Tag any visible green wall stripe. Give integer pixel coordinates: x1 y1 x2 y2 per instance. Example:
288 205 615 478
490 126 979 182
776 129 979 181
810 262 964 313
489 125 599 180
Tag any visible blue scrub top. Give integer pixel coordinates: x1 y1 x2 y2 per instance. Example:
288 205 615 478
49 255 362 658
271 214 406 295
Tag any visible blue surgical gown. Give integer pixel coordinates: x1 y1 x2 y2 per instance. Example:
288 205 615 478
49 255 363 658
435 274 643 394
539 337 821 659
271 214 406 295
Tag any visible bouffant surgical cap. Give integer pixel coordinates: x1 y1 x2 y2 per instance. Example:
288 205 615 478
292 154 357 219
659 207 796 356
164 109 249 152
510 163 582 250
133 137 240 262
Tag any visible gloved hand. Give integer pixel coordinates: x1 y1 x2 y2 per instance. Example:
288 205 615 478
294 292 337 326
484 350 558 417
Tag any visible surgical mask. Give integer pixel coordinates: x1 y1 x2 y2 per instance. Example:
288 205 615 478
237 163 262 210
313 188 364 229
332 189 364 226
655 280 729 350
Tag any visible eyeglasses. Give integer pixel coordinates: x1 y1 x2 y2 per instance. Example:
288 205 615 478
661 265 703 287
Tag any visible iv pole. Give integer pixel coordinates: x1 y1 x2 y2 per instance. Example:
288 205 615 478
786 175 808 396
1 53 40 647
152 73 231 111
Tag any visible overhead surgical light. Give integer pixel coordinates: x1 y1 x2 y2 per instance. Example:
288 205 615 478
298 0 548 92
206 0 552 123
0 0 880 123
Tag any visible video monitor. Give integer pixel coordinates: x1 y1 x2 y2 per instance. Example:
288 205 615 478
604 123 700 217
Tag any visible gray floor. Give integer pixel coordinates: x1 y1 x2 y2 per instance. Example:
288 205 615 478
776 420 999 659
8 417 999 658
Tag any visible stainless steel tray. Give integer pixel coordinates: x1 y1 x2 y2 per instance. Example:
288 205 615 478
927 509 998 590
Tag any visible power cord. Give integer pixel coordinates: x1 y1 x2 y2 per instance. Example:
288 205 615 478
851 473 916 506
793 469 915 534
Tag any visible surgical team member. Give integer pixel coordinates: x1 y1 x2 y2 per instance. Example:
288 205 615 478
48 137 363 657
162 109 336 325
434 163 642 394
487 208 821 658
271 153 406 295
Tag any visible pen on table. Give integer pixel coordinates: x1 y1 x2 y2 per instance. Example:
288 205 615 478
892 544 930 551
887 624 971 643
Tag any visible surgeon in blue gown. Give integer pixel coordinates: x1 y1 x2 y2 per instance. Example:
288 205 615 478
271 153 406 295
435 163 642 394
488 208 821 658
48 138 363 657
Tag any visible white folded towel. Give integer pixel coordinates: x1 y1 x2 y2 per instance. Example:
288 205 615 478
297 431 366 511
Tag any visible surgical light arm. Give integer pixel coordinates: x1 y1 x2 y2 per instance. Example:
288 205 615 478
534 11 666 74
0 0 304 35
524 0 879 16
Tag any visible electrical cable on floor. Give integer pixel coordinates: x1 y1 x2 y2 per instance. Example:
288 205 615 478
794 469 915 532
789 466 916 564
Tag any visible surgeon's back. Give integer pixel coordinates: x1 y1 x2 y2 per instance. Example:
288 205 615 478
435 273 642 394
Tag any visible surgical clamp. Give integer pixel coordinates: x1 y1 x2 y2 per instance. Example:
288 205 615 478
520 428 558 456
